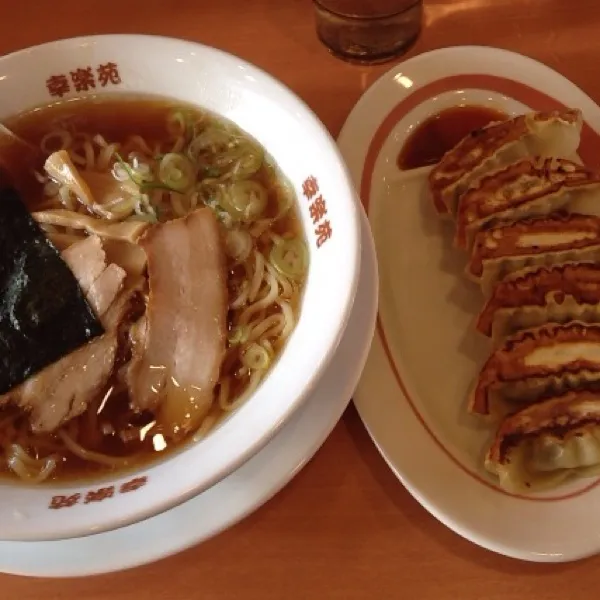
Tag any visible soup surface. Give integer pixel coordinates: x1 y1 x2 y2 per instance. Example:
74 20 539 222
0 94 307 483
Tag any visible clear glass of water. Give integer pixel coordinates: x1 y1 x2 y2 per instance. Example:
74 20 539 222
313 0 423 64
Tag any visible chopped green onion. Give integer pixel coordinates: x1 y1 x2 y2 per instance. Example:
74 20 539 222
228 325 250 345
220 181 268 221
274 183 294 218
224 142 263 180
115 152 141 185
105 195 137 219
202 167 221 178
270 238 308 281
114 152 154 190
225 228 253 263
187 127 232 163
241 343 271 370
140 182 185 194
167 109 199 140
166 111 187 136
158 153 195 192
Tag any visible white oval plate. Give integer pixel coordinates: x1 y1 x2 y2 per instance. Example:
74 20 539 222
0 206 377 578
338 46 600 563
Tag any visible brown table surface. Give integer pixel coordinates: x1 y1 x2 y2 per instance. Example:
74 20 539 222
1 0 600 597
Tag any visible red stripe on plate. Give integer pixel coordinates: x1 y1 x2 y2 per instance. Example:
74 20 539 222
361 73 600 502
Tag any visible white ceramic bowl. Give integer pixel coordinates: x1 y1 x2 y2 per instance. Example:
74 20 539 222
0 34 361 541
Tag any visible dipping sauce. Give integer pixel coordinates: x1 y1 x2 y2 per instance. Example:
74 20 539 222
397 105 509 170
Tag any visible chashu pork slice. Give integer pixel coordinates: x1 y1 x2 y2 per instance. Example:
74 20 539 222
60 235 127 324
486 390 600 493
126 207 228 438
61 234 106 294
21 333 118 433
469 321 600 419
428 108 582 217
0 235 132 432
20 276 146 433
477 262 600 342
455 157 600 251
467 212 600 294
2 281 143 433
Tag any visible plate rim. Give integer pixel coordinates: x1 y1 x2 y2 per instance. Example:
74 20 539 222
339 45 600 563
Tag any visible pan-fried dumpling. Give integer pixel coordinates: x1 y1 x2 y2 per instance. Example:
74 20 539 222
455 157 600 251
428 108 582 217
477 262 600 342
485 390 600 493
467 213 600 294
469 321 600 418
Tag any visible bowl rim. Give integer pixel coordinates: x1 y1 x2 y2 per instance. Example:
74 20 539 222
0 33 362 541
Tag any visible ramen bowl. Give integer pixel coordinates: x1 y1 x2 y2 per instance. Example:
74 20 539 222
0 34 361 541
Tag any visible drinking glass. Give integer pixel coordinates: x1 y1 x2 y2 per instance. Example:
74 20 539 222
313 0 423 64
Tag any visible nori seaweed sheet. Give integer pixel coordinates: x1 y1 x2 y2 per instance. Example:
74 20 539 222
0 187 104 395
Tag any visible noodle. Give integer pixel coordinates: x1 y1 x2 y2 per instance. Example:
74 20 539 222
238 272 279 326
278 300 296 340
97 143 118 171
6 445 58 483
248 251 265 303
40 129 72 154
0 96 307 483
57 431 133 468
247 314 285 343
231 281 250 310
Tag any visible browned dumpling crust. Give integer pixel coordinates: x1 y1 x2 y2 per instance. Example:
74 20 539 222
429 108 582 217
456 157 600 250
469 213 600 278
485 390 600 492
470 321 600 416
477 262 600 338
467 213 600 286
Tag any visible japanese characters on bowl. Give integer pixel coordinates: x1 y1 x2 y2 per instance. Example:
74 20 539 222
425 107 600 494
302 175 333 248
49 476 147 510
46 62 122 98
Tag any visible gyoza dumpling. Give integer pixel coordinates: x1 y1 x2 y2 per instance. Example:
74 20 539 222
477 262 600 342
466 213 600 294
455 157 600 251
429 108 582 217
469 321 600 418
485 390 600 493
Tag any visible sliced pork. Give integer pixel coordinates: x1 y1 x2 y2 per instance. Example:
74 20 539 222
126 207 228 438
0 236 134 431
102 238 147 280
86 263 127 317
102 278 145 333
21 333 118 433
60 235 127 322
61 235 106 293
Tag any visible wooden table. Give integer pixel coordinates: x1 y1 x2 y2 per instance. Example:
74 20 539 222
1 0 600 597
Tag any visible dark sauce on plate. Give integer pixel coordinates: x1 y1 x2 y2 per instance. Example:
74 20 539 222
397 105 509 170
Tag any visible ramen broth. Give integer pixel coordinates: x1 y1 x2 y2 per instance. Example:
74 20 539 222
0 95 307 483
